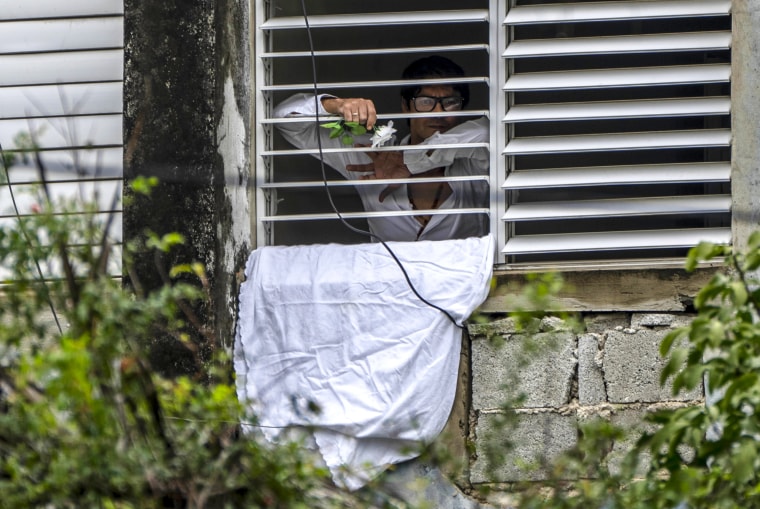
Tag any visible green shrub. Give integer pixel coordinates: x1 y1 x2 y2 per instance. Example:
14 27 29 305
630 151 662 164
0 173 373 508
514 234 760 509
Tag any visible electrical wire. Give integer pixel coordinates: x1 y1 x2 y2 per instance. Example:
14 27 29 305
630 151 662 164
298 0 463 329
0 141 63 334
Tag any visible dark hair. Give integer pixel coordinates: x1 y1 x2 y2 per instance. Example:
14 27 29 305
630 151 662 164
400 55 469 108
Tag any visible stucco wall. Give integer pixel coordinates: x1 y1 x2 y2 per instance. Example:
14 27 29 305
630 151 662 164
732 0 760 252
123 0 251 373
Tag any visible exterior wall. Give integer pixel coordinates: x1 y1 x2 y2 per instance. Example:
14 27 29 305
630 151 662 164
732 0 760 252
123 0 252 372
120 0 760 504
466 312 702 488
458 0 760 492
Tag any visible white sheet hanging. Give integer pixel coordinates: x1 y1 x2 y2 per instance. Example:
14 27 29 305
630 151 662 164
234 235 494 490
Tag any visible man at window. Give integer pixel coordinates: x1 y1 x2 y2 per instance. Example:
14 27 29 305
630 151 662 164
273 55 489 242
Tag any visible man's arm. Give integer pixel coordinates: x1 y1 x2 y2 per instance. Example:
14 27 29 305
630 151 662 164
274 94 377 129
272 93 375 177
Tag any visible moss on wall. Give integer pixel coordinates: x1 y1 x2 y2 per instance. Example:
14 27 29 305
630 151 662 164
124 0 251 375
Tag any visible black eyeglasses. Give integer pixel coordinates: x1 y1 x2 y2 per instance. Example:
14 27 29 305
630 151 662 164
411 96 465 112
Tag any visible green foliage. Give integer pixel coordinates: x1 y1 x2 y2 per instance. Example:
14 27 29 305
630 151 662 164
637 235 760 508
511 235 760 509
1 129 44 171
320 120 368 145
0 176 376 507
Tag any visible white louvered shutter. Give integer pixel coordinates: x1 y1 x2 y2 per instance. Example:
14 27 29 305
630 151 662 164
499 0 732 266
255 3 491 246
0 0 124 278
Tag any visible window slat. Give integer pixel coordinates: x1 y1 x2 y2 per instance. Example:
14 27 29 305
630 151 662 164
0 50 123 87
263 111 487 123
260 175 488 189
503 129 730 155
504 32 730 58
263 142 489 157
503 163 730 189
29 148 122 175
261 208 488 222
1 180 121 216
504 64 730 91
0 0 123 21
0 246 122 281
504 0 731 25
261 44 488 59
261 10 488 30
0 82 122 120
504 97 729 123
503 195 730 221
502 228 732 255
0 114 122 150
262 76 486 92
0 18 123 54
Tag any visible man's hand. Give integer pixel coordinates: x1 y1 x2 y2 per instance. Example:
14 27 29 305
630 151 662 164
347 148 411 202
321 97 377 130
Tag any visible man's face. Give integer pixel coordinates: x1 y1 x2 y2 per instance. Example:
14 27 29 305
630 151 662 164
402 85 464 145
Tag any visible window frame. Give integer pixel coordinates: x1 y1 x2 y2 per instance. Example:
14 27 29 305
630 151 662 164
253 0 733 273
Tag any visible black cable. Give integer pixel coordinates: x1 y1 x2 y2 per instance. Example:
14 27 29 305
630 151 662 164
299 0 463 329
0 142 63 334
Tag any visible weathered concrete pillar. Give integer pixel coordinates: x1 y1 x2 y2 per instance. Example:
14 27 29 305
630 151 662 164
123 0 251 374
732 0 760 251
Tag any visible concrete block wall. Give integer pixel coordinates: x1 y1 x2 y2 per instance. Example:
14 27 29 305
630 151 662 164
466 312 703 486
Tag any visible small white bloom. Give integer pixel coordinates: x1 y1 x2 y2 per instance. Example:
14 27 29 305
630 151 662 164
370 121 397 148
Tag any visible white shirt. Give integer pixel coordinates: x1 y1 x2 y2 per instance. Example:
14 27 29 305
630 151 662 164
273 93 490 242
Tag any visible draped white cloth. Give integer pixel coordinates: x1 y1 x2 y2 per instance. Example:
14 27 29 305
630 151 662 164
234 236 493 489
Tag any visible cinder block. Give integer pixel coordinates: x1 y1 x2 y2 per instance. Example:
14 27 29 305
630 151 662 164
606 408 656 477
578 333 606 405
584 313 629 334
603 329 702 403
472 332 577 410
471 412 578 483
631 313 694 329
605 407 694 477
467 317 521 337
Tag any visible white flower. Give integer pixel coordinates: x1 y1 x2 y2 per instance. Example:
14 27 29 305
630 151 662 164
370 121 397 148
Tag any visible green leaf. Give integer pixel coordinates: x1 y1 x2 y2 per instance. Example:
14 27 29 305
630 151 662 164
130 176 159 195
725 372 758 406
686 241 727 271
146 232 185 252
660 347 687 387
728 281 748 306
673 363 707 394
732 439 758 484
661 327 687 356
706 319 726 345
694 275 728 310
743 249 760 271
345 122 367 135
747 231 760 252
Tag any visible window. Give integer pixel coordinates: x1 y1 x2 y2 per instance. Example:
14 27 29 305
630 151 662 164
0 0 124 279
255 0 731 268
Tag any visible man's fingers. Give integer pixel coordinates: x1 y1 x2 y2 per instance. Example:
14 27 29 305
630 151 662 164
346 163 375 173
338 99 377 129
